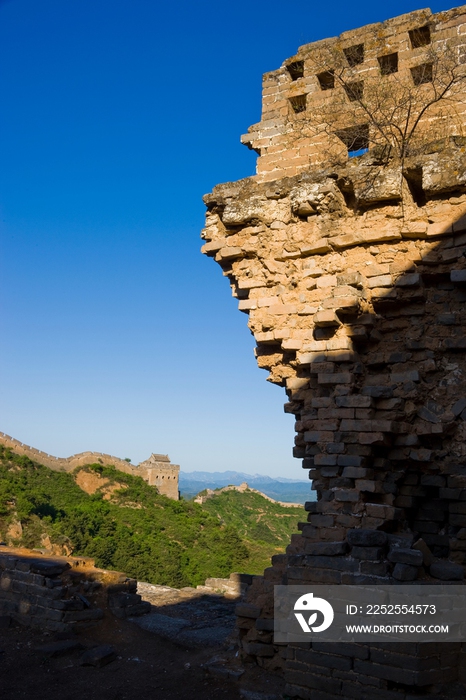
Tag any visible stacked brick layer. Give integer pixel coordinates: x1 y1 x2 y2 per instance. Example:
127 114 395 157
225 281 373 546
203 139 466 697
0 548 150 633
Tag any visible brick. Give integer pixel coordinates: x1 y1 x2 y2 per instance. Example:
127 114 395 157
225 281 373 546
318 373 352 385
320 466 340 477
255 617 274 631
362 386 393 398
335 395 373 408
339 419 393 432
287 567 342 584
388 548 423 566
314 454 338 466
451 269 466 283
327 442 345 453
430 561 464 580
392 563 419 581
309 515 334 527
342 467 372 479
359 432 386 444
367 275 393 288
412 539 434 566
351 546 384 560
333 489 359 502
355 479 377 492
390 370 420 383
302 555 359 572
303 431 335 443
304 541 348 556
364 264 390 277
360 561 389 576
305 420 339 431
337 455 365 467
347 530 388 547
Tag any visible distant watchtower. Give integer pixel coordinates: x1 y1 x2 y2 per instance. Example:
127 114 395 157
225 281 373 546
137 453 180 500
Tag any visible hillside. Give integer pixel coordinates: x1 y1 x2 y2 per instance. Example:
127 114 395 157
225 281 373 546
198 487 305 573
0 446 305 584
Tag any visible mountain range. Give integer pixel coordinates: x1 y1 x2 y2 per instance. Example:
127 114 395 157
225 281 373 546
179 470 314 504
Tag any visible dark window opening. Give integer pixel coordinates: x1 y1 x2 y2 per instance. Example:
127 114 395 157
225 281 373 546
404 167 426 207
411 62 433 85
378 52 398 75
336 124 369 156
409 25 431 48
287 60 304 81
317 70 335 90
344 81 364 101
343 43 365 66
289 94 307 113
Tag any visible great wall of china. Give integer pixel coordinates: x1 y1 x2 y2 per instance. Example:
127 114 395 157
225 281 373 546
0 432 180 500
203 6 466 698
193 481 303 508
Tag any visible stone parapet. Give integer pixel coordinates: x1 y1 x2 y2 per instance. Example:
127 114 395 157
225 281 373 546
241 5 466 181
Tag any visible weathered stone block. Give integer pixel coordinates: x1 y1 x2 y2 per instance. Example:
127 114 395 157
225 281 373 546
347 530 388 547
430 561 464 580
392 563 419 581
351 546 384 560
304 541 348 556
388 548 423 566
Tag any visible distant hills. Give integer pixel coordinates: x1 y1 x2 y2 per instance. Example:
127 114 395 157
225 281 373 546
179 470 315 504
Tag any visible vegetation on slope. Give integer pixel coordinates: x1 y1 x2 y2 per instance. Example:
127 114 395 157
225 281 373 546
199 488 304 573
0 447 248 587
0 447 305 585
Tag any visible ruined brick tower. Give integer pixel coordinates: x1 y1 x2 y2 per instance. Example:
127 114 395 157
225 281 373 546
203 6 466 698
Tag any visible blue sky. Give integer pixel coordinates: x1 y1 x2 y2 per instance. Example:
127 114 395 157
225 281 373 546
0 0 452 477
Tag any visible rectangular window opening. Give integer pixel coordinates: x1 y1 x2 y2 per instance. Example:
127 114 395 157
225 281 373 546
287 60 304 81
409 25 431 49
344 81 364 102
343 44 365 67
411 62 433 85
378 53 398 75
289 94 307 114
336 124 369 157
317 70 335 90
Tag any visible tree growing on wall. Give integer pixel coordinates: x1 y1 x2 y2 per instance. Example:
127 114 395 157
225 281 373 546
294 35 466 168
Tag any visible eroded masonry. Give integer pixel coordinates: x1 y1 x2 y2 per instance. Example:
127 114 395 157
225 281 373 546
203 6 466 698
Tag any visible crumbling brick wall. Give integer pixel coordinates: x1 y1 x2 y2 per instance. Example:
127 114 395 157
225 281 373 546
0 548 150 633
203 6 466 698
242 6 466 181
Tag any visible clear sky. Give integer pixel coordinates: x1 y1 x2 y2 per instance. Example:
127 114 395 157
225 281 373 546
0 0 452 477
